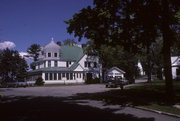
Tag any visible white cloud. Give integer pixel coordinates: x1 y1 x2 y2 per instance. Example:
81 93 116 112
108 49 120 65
19 52 33 66
0 41 16 49
19 52 28 58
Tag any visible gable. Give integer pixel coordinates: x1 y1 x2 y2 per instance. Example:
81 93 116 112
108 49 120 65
107 67 125 74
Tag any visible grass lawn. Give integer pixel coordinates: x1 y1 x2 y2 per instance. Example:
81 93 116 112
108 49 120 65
72 79 180 115
140 104 180 116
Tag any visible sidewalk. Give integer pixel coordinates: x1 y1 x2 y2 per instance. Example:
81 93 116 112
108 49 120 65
66 99 180 121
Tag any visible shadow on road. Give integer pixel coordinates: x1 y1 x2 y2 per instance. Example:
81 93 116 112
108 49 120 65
0 96 154 121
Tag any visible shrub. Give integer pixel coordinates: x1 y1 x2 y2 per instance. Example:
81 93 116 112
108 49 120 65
35 77 44 86
86 78 100 84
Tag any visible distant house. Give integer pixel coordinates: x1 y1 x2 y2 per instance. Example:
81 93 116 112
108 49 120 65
171 56 180 79
27 40 102 84
106 67 125 80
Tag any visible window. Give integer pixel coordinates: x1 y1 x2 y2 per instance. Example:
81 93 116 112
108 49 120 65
70 73 73 80
44 61 46 68
50 73 53 80
88 62 91 67
66 73 69 80
80 73 81 78
54 53 58 57
66 61 69 67
69 61 71 64
45 73 48 80
62 73 65 77
48 61 51 67
54 61 58 67
177 68 180 76
94 62 97 68
84 62 88 67
48 53 51 57
77 73 79 78
54 73 57 80
58 73 61 80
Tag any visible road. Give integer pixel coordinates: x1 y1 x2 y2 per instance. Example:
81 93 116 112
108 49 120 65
0 84 179 121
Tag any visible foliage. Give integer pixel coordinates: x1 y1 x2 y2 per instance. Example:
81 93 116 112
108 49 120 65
66 0 180 101
35 77 44 86
83 40 139 83
139 38 164 80
63 39 77 46
56 41 62 46
0 49 28 83
27 44 41 61
74 80 180 115
86 78 100 84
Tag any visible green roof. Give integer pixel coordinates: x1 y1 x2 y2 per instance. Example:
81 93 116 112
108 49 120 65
29 67 70 73
60 46 84 61
29 46 85 73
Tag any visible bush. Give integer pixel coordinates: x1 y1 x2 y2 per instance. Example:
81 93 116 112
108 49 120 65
86 78 100 84
35 77 44 86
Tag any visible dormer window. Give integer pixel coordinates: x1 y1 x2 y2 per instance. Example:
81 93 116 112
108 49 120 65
48 53 51 57
54 53 58 57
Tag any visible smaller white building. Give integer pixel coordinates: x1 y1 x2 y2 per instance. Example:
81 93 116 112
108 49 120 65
106 67 125 80
171 56 180 79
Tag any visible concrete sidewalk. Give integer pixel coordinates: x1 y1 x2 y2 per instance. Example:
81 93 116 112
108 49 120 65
67 99 180 121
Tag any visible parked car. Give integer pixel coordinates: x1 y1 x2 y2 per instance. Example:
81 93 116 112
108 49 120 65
105 77 125 89
1 81 28 88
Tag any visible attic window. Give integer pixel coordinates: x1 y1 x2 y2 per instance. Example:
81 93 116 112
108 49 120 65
48 53 51 57
54 53 57 57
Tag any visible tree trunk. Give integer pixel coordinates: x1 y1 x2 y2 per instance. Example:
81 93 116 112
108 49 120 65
161 0 174 103
157 67 163 80
147 46 152 82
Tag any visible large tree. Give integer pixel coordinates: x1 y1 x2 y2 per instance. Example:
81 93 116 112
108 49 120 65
27 44 41 61
0 49 28 83
84 40 139 83
66 0 180 102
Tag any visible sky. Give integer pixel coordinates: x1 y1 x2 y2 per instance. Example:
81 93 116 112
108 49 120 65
0 0 93 53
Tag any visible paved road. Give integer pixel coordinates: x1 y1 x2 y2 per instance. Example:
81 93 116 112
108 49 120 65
0 84 179 121
0 84 118 97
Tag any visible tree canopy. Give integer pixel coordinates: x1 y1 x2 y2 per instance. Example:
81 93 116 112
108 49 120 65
66 0 180 102
63 39 77 46
27 44 41 61
0 49 28 83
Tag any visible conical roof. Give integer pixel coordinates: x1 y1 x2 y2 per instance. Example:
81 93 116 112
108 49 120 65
44 40 60 52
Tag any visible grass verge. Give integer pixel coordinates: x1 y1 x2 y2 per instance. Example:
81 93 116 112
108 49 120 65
140 104 180 116
72 79 180 115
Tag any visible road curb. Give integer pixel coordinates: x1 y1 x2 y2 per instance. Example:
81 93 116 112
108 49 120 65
131 105 180 118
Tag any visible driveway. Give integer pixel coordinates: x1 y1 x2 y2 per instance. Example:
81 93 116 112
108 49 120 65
0 84 118 97
0 84 179 121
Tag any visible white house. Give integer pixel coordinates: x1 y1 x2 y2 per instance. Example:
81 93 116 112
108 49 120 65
27 40 101 84
106 67 125 80
171 56 180 79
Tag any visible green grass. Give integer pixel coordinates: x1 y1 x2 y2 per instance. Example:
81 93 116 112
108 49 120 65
140 104 180 115
72 79 180 115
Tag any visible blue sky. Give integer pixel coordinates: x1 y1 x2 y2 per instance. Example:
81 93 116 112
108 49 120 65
0 0 93 52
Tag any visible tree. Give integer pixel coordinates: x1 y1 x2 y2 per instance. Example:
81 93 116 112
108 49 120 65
66 0 180 102
63 39 77 46
27 44 41 61
84 40 139 83
56 41 62 46
0 49 28 83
